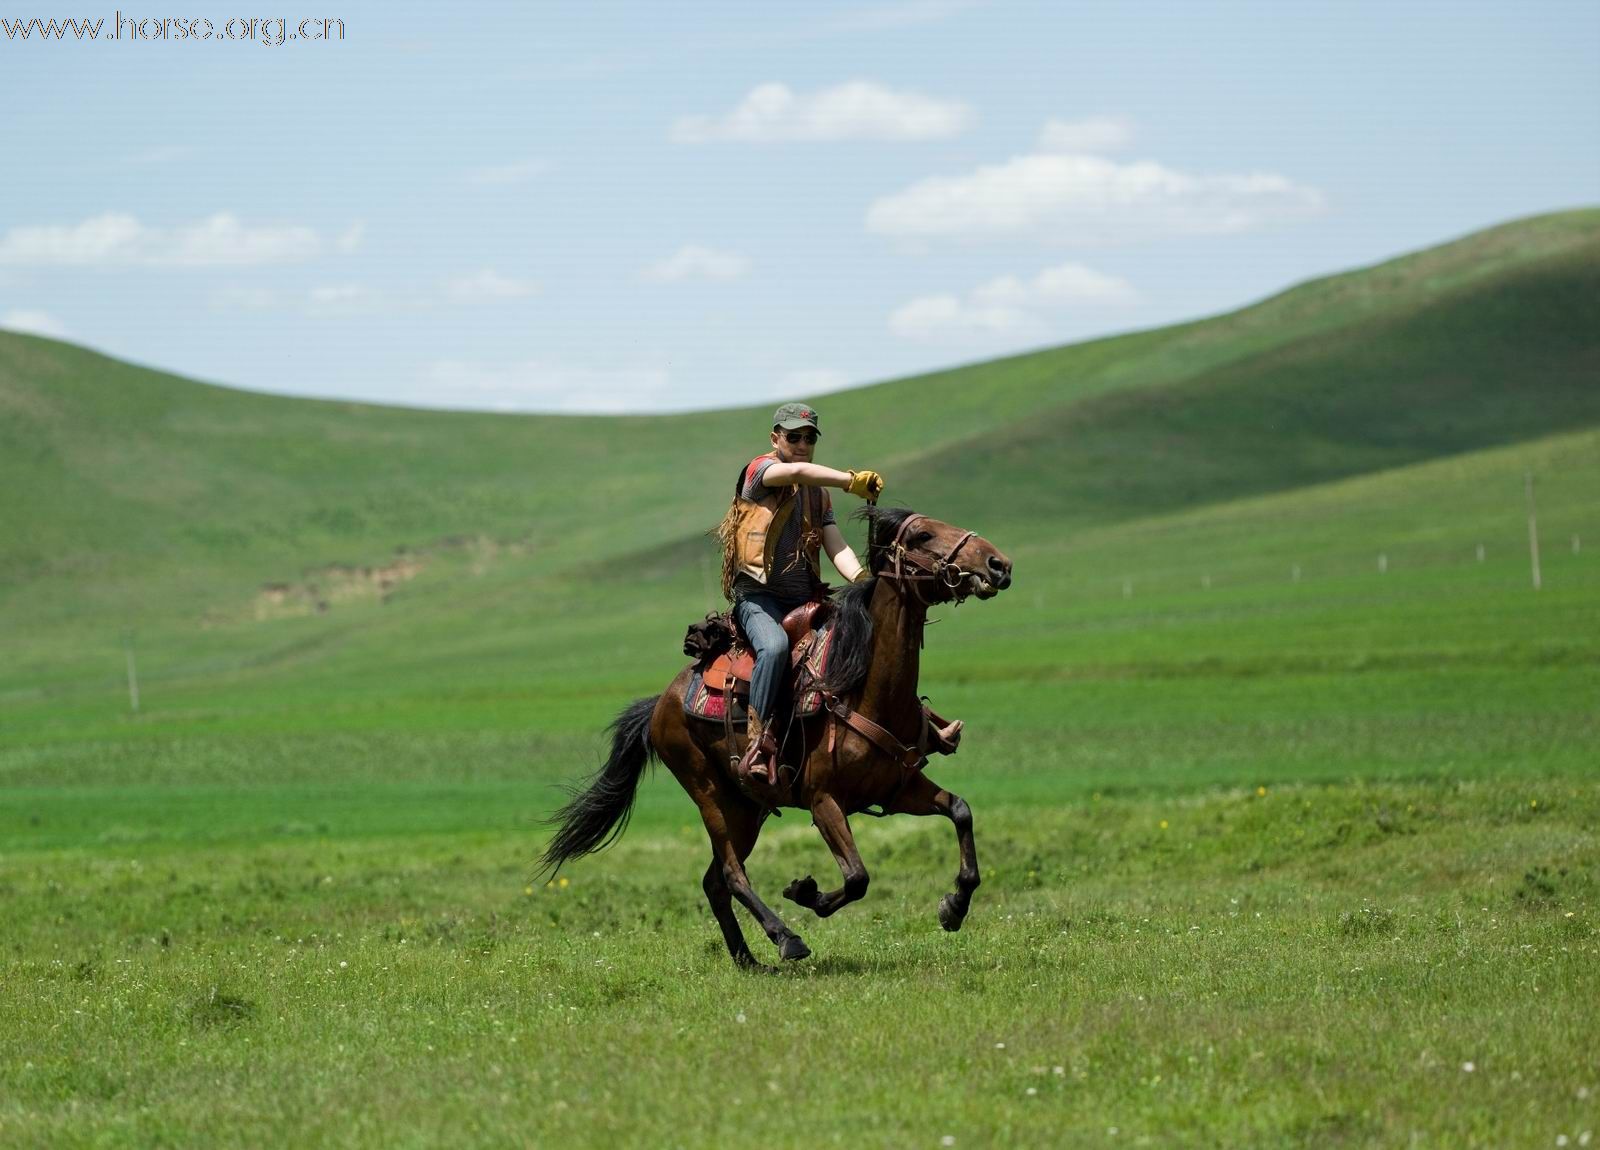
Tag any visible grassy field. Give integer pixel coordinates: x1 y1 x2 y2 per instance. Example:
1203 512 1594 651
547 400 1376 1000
3 778 1595 1147
2 212 1598 1146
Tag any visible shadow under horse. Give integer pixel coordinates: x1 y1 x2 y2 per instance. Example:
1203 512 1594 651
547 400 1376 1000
539 506 1014 970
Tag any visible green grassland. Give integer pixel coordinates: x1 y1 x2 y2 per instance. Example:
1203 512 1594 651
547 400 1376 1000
1 210 1597 1147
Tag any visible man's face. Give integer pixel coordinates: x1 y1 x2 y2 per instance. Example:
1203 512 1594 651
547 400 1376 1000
771 426 817 464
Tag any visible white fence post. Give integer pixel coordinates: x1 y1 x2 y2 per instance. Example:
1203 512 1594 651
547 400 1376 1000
1525 472 1542 591
125 643 140 714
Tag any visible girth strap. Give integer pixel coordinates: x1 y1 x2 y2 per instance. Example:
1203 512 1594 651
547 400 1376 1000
824 695 927 772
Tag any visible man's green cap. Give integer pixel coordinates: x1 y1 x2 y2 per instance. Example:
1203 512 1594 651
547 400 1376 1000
773 402 821 436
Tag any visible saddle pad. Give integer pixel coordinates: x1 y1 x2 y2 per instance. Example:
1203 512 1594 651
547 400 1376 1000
794 618 837 717
684 667 748 724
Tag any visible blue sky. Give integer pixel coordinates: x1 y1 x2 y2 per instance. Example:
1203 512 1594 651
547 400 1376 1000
2 0 1596 412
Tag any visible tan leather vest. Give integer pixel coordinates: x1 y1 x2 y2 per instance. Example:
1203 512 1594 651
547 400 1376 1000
718 453 829 596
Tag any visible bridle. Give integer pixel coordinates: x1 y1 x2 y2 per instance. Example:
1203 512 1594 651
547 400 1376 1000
876 513 979 606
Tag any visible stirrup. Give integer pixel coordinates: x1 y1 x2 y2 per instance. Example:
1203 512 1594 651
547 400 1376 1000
739 727 780 784
736 718 783 806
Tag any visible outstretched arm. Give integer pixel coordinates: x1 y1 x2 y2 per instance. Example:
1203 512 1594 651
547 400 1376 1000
822 523 867 583
760 461 851 488
763 462 885 502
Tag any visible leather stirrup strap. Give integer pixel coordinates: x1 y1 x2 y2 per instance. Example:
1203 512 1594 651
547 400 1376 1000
825 697 926 771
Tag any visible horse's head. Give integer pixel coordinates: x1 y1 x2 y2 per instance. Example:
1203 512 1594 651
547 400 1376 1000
857 506 1013 604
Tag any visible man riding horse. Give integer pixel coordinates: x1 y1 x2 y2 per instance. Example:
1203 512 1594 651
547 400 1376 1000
716 403 885 793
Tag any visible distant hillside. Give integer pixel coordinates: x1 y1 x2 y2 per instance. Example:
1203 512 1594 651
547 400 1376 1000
899 227 1600 528
2 207 1597 634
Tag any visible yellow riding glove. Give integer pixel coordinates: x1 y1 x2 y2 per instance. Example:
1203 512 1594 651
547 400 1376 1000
846 469 885 503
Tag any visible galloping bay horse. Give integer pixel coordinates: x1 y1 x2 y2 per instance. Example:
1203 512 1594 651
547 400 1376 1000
539 507 1014 969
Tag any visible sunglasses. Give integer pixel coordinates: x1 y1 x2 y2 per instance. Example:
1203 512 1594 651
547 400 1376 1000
783 430 818 445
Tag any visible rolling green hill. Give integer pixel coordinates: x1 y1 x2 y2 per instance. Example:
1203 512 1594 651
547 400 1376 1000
0 206 1596 724
3 208 1597 637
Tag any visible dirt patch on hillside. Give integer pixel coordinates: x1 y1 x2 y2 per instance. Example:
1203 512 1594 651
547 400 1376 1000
249 533 529 621
254 556 423 619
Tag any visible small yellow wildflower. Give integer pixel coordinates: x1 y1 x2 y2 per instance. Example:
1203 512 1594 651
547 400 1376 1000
1257 786 1267 797
1159 820 1169 830
558 876 570 888
523 886 534 896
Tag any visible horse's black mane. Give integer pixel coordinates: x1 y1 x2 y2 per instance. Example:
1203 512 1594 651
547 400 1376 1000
856 505 921 574
821 507 921 696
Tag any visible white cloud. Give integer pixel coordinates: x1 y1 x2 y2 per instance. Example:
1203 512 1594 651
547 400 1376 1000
891 260 1138 342
0 212 333 267
209 285 282 311
0 309 69 338
974 262 1138 306
867 152 1324 244
1037 116 1133 154
0 214 143 267
444 268 538 302
168 214 324 266
423 359 672 413
466 159 547 186
671 81 973 143
889 294 1029 340
305 283 384 316
641 245 750 282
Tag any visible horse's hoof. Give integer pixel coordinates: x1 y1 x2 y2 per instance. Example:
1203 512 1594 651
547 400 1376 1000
779 935 812 962
783 875 820 907
938 893 967 932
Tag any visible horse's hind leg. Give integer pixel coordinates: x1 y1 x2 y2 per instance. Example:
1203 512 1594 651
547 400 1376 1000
783 794 869 918
657 693 806 968
700 790 811 964
702 860 760 970
886 774 980 932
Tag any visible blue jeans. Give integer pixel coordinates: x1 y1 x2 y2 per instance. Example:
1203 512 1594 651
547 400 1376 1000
733 590 804 722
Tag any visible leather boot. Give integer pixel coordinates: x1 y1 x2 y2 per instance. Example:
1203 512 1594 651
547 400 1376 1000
737 712 781 789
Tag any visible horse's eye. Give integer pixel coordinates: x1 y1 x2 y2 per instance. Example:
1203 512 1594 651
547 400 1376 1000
914 531 935 545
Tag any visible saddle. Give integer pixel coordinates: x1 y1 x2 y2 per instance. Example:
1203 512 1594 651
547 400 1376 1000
701 599 834 697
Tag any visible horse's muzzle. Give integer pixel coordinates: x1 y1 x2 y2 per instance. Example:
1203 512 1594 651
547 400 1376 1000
986 554 1013 591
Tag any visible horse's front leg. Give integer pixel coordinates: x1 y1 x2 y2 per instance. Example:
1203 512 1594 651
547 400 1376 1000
784 793 869 918
886 774 980 931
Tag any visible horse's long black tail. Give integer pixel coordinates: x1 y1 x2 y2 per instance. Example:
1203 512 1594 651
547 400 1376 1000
538 695 659 877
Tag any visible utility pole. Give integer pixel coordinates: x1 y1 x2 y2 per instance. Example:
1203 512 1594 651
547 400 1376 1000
1525 471 1542 591
123 634 140 714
